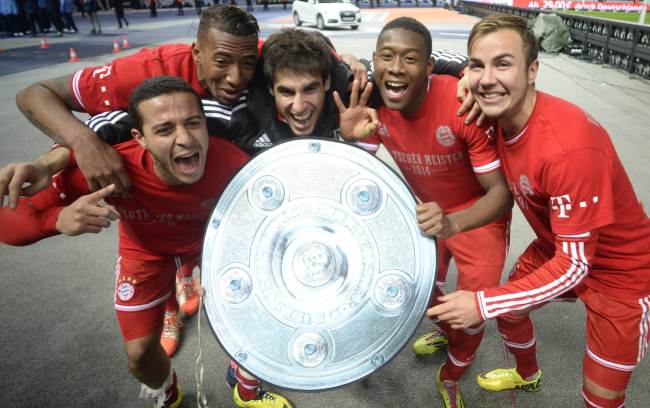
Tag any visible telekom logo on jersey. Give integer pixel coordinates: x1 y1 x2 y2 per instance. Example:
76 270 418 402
92 64 113 79
550 194 572 218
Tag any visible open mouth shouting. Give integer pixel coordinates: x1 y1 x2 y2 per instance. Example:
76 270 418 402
173 151 202 179
384 81 408 102
286 109 316 135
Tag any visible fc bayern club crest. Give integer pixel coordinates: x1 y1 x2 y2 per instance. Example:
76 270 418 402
435 126 456 147
117 282 135 301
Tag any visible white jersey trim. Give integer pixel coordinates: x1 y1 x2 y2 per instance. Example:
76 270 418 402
86 110 129 131
586 347 636 372
114 291 171 312
639 295 650 362
72 70 85 110
355 141 379 152
479 239 589 319
504 125 528 146
473 159 501 174
557 232 592 238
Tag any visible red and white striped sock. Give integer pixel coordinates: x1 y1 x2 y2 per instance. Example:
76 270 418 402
236 367 260 401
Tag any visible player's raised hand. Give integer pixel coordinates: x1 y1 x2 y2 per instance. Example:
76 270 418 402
426 290 481 329
455 74 486 126
0 161 52 209
75 140 131 193
416 200 459 240
56 184 120 236
333 79 380 141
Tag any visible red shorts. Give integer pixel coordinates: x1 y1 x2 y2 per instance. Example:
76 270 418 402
114 254 200 341
512 241 650 371
436 220 509 291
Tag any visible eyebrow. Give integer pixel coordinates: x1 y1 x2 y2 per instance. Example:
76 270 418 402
379 45 422 55
469 53 516 63
277 81 321 93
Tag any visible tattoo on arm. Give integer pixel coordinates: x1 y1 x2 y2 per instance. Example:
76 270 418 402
23 109 66 145
53 75 77 108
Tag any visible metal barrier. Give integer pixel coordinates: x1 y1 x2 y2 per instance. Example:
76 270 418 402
462 2 650 79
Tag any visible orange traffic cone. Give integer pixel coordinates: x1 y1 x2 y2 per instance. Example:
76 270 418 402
112 40 121 53
68 48 80 62
122 36 130 49
39 36 49 49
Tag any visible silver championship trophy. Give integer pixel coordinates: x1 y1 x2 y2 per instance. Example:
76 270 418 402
202 138 437 391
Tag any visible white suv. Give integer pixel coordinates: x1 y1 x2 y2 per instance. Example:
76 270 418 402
292 0 361 30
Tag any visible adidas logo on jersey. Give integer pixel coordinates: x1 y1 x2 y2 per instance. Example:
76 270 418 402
253 133 273 148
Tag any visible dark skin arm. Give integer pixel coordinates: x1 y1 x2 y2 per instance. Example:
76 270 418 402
15 74 130 193
418 170 513 239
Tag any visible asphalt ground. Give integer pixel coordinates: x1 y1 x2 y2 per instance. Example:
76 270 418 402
1 6 650 408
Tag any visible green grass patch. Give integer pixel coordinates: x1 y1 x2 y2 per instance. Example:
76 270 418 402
559 9 650 25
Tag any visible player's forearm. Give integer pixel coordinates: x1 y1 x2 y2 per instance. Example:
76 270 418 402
36 147 71 176
476 235 596 320
447 183 512 234
16 80 101 151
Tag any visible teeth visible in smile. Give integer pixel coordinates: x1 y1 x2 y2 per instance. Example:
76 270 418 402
386 81 407 90
291 112 311 122
482 92 504 98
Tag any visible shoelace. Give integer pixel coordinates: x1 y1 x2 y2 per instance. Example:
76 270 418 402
162 314 182 338
257 391 277 402
178 279 195 302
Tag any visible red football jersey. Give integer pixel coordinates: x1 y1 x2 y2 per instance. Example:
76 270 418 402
71 44 208 115
70 40 265 115
358 75 501 213
58 137 249 259
478 92 650 317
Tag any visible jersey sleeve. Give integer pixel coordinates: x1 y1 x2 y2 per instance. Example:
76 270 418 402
541 148 616 236
0 167 89 246
71 48 167 115
354 126 382 153
476 233 597 320
0 199 63 246
462 122 500 175
85 110 133 145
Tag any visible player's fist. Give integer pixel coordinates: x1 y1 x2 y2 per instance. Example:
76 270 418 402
416 200 459 240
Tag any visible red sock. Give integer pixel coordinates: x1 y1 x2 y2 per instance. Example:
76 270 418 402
497 314 539 379
439 324 485 382
440 361 464 382
236 367 260 401
163 369 179 405
165 293 179 313
583 386 625 408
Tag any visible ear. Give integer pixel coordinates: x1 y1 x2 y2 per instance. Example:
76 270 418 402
268 85 274 96
324 75 331 92
527 59 539 85
426 55 434 75
132 129 147 149
191 42 201 63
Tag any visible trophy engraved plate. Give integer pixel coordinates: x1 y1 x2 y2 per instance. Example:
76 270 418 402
202 138 437 390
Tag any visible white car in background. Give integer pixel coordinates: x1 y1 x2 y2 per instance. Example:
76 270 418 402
292 0 361 30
